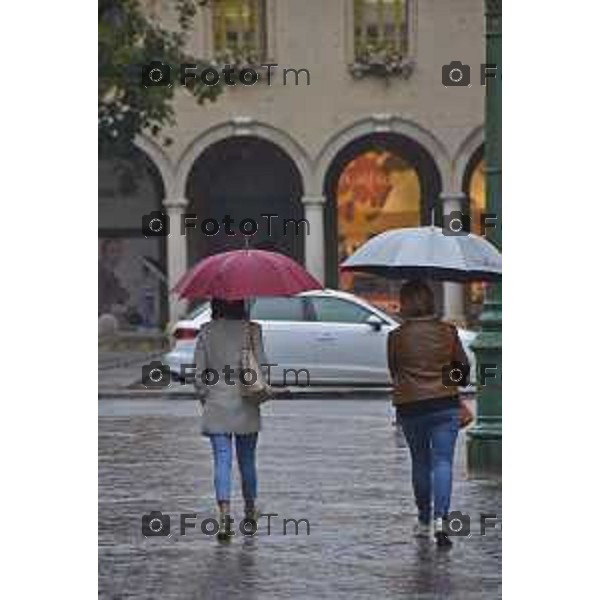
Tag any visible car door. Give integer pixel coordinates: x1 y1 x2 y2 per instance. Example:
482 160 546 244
249 296 314 386
305 295 396 384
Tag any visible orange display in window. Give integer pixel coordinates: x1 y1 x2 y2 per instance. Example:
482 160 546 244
337 149 422 310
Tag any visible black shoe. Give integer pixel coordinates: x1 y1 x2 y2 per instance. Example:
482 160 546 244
244 506 259 522
434 531 453 548
217 513 234 541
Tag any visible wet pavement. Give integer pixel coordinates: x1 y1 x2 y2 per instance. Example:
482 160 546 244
99 398 501 599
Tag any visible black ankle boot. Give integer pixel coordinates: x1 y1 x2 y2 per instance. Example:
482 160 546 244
434 530 453 548
434 518 453 548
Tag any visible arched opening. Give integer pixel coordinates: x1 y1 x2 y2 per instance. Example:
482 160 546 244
185 136 304 267
462 144 486 325
323 132 443 316
463 145 486 234
98 145 168 328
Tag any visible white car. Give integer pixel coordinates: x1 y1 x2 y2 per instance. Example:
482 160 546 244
163 289 477 387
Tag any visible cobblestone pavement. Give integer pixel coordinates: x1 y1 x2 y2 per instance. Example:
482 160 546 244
99 351 163 371
99 398 501 599
98 352 158 391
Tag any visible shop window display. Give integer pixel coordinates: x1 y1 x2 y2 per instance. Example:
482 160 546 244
336 149 421 316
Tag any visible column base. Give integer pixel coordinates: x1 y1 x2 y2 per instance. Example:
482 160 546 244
467 427 502 477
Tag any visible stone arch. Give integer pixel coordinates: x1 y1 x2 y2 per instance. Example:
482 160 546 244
452 126 486 327
183 135 306 267
315 115 452 194
98 142 170 327
173 119 314 199
318 120 448 290
133 133 176 199
453 124 485 192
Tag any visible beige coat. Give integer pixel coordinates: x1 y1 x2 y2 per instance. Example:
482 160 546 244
194 319 268 434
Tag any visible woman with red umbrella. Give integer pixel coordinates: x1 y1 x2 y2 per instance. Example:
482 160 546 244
193 297 268 541
176 248 322 540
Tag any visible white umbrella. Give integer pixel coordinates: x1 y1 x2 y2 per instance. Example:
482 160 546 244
341 226 501 282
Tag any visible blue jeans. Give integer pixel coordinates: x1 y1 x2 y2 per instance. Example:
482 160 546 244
208 433 258 504
398 406 460 522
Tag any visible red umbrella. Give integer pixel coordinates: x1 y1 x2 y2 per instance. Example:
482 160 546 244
173 249 323 300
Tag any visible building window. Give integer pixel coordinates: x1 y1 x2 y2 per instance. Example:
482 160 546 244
212 0 267 65
350 0 414 78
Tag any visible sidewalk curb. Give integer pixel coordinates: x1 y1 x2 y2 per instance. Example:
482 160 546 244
98 386 394 400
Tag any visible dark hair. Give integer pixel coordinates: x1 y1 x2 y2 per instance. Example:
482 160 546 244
399 280 435 318
211 298 246 320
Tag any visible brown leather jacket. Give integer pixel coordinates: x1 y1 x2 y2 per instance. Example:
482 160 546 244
387 317 469 406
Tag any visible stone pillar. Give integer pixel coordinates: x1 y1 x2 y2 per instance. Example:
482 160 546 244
301 195 326 284
163 198 189 325
440 192 466 325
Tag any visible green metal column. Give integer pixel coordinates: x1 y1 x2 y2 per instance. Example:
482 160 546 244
468 0 502 476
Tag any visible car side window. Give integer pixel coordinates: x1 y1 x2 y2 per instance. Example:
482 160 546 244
250 297 307 321
308 297 375 324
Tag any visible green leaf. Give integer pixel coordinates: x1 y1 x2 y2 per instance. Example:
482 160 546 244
99 0 222 156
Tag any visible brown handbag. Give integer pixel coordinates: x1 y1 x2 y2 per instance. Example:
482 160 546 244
447 326 475 428
459 397 475 428
240 322 272 404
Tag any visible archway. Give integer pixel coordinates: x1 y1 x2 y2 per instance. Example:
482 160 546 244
463 144 486 234
98 145 168 328
184 136 305 267
462 144 486 325
323 132 443 315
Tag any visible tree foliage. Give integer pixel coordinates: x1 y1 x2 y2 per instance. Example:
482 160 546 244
99 0 221 155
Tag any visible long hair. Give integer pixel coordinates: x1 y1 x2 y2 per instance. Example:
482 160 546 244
399 280 435 318
211 298 246 320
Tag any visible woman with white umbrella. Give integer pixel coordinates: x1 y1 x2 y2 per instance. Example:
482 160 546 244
387 280 470 548
342 225 501 547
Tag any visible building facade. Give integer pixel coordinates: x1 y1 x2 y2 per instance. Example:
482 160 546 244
99 0 486 328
